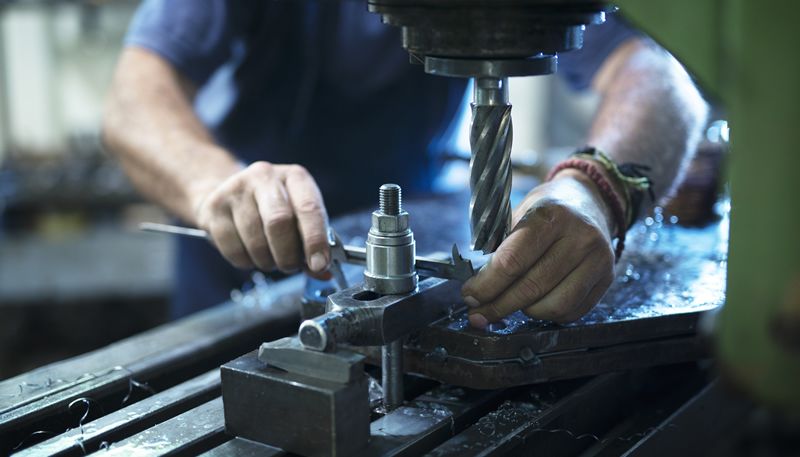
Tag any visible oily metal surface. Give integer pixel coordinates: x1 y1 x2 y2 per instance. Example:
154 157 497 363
411 205 728 361
401 336 707 389
16 370 219 456
101 398 227 456
332 194 727 357
339 195 726 388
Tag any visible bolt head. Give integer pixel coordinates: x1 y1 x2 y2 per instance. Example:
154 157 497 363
372 211 409 233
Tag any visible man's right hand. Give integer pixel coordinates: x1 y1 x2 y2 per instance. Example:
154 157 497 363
193 161 331 276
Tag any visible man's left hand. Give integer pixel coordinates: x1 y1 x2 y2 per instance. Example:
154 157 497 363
462 170 617 327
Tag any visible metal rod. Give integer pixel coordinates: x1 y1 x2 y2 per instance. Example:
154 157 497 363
141 222 474 282
139 222 210 239
382 339 404 412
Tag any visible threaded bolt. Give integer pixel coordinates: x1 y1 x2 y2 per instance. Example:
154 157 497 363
379 184 402 215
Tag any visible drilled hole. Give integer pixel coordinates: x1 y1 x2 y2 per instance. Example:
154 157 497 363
352 290 381 301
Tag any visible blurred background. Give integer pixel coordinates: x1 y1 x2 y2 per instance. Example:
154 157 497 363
0 0 173 378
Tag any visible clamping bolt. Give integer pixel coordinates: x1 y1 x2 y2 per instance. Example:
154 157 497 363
363 184 418 295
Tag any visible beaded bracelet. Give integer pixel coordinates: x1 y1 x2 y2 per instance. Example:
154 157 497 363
546 147 653 260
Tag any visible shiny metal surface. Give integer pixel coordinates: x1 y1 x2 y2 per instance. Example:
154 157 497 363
298 277 460 351
139 221 209 239
382 339 404 412
257 336 365 384
16 370 221 456
221 351 370 457
364 184 418 295
469 81 513 253
424 56 557 79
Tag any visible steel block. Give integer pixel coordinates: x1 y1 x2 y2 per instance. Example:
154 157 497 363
221 351 369 457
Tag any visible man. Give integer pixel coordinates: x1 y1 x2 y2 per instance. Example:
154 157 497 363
104 1 707 325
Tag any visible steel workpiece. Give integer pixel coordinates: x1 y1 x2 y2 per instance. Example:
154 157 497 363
363 184 418 295
298 277 462 351
222 351 370 457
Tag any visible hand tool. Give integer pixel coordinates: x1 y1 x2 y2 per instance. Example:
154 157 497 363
139 222 474 284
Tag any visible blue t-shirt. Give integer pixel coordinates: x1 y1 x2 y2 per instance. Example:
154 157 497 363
125 0 638 317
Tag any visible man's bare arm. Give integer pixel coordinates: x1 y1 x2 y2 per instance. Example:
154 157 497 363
463 37 708 326
589 38 709 204
104 48 331 274
104 47 240 224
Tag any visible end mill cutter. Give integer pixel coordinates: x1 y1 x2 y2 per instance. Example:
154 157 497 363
470 77 513 254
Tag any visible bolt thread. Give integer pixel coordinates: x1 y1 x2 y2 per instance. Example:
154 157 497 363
379 184 402 215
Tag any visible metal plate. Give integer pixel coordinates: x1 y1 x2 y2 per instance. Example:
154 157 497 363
413 214 727 360
344 200 727 388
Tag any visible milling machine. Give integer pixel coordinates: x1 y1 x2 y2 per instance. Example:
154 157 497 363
0 2 746 456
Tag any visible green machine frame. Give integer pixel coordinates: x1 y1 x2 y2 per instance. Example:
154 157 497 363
616 0 800 412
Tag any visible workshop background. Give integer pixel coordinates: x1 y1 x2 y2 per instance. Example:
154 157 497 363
0 0 603 379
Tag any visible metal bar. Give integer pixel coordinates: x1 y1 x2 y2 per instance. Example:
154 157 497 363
17 370 220 457
622 380 753 457
402 336 707 389
362 384 512 457
300 277 460 349
415 312 706 361
100 398 228 456
382 339 404 412
1 368 132 454
577 367 708 457
0 276 302 454
139 222 209 239
425 372 638 456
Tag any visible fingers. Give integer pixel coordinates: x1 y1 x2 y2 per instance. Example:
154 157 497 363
207 210 254 270
519 255 608 323
466 237 583 322
196 162 333 275
468 243 612 327
254 177 303 273
231 194 275 272
284 165 330 273
462 205 561 305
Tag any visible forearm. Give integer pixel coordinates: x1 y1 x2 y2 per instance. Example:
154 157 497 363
587 38 709 206
103 47 242 225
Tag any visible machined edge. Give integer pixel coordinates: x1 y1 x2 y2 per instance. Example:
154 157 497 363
425 55 557 78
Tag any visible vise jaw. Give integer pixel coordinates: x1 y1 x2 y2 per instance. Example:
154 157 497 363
221 337 369 457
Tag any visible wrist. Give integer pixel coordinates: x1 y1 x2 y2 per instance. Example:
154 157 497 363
551 168 621 236
546 154 632 260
